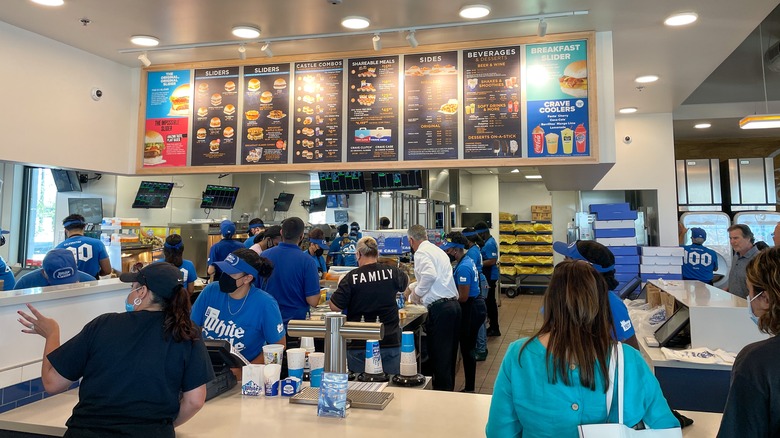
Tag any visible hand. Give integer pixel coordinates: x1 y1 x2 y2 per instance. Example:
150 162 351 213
18 304 60 339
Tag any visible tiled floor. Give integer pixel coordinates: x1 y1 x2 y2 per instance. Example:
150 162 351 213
455 293 545 395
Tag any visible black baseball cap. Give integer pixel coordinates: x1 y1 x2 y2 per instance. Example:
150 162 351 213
119 262 184 299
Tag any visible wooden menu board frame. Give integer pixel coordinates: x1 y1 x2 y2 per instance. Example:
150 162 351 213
136 31 598 175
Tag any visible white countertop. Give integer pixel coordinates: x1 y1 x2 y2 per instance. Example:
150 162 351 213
0 278 126 308
647 280 745 308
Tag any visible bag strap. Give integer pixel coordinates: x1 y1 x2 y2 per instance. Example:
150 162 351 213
605 342 618 418
617 341 625 425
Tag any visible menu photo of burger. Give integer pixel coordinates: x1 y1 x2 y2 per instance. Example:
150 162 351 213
197 107 208 118
247 78 261 93
224 81 236 92
209 138 221 153
168 84 191 117
273 78 287 90
144 130 165 166
210 93 223 107
558 60 587 98
223 126 234 138
223 104 236 116
196 128 207 140
260 91 273 104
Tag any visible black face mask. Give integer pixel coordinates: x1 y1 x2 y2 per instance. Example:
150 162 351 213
315 248 324 257
219 272 243 293
447 253 456 263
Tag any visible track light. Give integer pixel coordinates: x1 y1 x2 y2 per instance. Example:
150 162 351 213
406 30 418 48
238 44 246 60
137 52 151 67
372 34 381 51
537 19 547 37
261 42 273 58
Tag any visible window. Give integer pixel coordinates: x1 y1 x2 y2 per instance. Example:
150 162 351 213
20 167 58 265
309 172 325 224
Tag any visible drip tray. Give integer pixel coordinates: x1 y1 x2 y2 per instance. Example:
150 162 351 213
289 386 394 410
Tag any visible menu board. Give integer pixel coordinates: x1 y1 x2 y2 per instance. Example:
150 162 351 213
463 47 521 159
191 67 240 166
525 40 590 158
144 70 191 167
293 60 343 163
241 64 291 164
403 52 459 160
346 56 399 162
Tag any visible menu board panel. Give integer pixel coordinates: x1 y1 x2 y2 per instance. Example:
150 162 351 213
403 51 459 161
462 47 521 159
144 70 191 167
525 40 590 158
346 56 399 162
241 64 291 164
293 60 343 163
191 67 240 166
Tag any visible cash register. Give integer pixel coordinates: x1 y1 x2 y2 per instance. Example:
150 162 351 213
204 340 248 401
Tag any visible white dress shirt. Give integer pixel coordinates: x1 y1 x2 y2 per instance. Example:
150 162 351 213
411 240 458 307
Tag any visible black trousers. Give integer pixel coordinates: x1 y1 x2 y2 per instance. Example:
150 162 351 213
459 297 487 391
486 278 500 331
426 299 462 391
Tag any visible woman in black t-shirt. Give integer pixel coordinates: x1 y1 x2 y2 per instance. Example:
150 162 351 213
17 262 214 437
329 237 409 374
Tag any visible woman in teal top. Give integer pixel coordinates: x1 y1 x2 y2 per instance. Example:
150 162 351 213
486 260 678 437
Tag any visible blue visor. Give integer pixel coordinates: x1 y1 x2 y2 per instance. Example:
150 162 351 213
164 241 183 250
214 253 259 279
310 238 329 250
248 223 264 230
461 230 479 237
552 241 614 273
439 241 465 250
474 228 489 235
63 220 86 228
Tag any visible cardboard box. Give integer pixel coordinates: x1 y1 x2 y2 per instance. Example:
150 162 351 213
615 272 640 282
646 283 662 307
589 203 631 214
596 237 638 246
641 265 682 274
531 212 552 221
594 228 637 238
614 264 640 274
531 205 552 213
607 246 640 256
614 255 640 265
641 255 683 266
641 246 685 257
593 219 636 229
595 210 638 221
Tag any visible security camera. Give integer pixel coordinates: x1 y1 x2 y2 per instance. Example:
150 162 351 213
91 88 103 101
623 135 632 144
326 0 342 4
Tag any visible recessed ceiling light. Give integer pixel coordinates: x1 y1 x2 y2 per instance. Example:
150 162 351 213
130 35 159 47
525 175 543 180
31 0 64 6
664 12 698 27
510 169 520 173
694 123 711 129
341 16 371 29
619 107 638 114
635 75 659 84
232 26 261 39
459 4 491 19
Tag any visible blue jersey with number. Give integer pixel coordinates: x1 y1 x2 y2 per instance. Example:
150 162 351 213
682 244 719 282
340 237 358 267
56 235 109 277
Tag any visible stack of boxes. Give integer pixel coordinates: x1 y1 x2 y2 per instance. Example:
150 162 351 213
640 247 684 282
531 205 552 221
589 203 640 293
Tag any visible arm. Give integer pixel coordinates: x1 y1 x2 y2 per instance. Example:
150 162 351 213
623 334 640 350
412 253 438 298
174 385 207 427
98 258 112 276
306 294 321 307
187 282 195 295
482 258 497 267
456 284 470 302
17 304 74 394
329 301 342 312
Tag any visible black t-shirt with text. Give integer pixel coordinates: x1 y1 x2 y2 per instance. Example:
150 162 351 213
330 262 409 349
48 311 214 437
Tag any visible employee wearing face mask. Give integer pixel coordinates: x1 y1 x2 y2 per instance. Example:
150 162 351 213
250 225 282 255
191 248 286 365
306 227 328 276
718 247 780 437
17 262 214 436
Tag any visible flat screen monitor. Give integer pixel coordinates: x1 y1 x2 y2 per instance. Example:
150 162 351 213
318 171 365 194
132 181 175 209
461 212 492 228
200 185 240 210
273 193 294 212
616 276 642 300
334 210 349 224
654 305 691 348
370 170 422 191
309 196 327 213
51 169 82 192
68 198 103 224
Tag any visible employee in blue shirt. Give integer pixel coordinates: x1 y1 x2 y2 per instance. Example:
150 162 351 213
243 218 265 249
163 234 198 294
15 248 96 289
55 214 111 278
0 229 16 290
306 227 328 277
207 220 244 280
475 221 500 337
328 224 349 267
682 227 719 285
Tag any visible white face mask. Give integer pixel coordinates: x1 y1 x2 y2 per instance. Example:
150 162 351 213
747 290 764 326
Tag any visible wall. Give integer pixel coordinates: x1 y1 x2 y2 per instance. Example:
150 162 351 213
468 175 500 238
0 21 137 174
497 182 552 221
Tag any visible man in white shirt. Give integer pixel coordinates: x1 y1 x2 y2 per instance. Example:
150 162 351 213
405 224 461 391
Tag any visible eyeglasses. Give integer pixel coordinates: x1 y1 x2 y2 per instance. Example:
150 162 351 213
748 290 764 303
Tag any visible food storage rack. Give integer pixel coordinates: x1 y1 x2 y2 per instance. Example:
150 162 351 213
498 219 553 297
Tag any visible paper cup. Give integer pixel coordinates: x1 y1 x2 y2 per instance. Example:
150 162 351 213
364 340 383 374
263 344 285 365
287 348 306 379
242 364 265 396
401 331 415 353
400 362 418 377
309 352 325 387
264 364 282 396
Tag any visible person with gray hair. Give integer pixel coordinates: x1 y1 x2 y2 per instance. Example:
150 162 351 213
728 224 759 298
329 236 409 374
404 224 461 391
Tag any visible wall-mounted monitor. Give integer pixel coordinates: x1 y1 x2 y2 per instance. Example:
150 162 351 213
132 181 175 209
318 171 365 194
51 169 82 192
334 210 349 224
68 198 103 224
461 212 492 228
200 185 240 210
370 170 423 191
309 196 327 213
274 193 294 212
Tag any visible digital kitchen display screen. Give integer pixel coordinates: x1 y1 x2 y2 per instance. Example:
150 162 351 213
131 181 175 209
200 185 240 209
318 171 365 194
370 170 422 191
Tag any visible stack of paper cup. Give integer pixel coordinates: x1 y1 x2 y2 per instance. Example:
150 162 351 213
300 337 316 370
364 340 383 374
400 331 417 376
263 344 285 365
264 364 282 396
286 348 306 379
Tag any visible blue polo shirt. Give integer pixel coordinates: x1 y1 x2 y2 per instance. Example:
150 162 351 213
340 237 358 267
309 251 327 274
178 259 198 288
56 235 109 277
682 244 719 282
328 239 343 266
608 292 635 342
481 236 499 280
466 245 483 267
454 256 481 298
14 269 97 290
244 236 256 248
0 256 15 290
261 242 321 325
208 239 244 267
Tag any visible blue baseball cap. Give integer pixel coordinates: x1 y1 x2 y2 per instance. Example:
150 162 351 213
215 252 259 279
220 220 236 237
690 227 706 240
309 238 329 250
553 240 615 273
43 249 79 285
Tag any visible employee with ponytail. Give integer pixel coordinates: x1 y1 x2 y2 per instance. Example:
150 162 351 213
163 234 198 295
17 262 214 436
